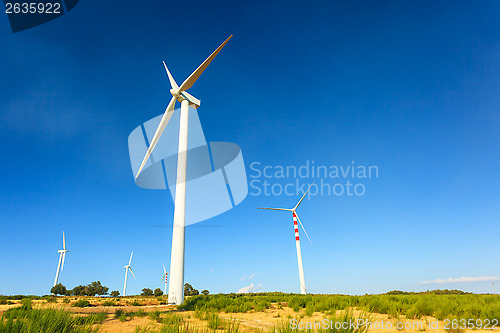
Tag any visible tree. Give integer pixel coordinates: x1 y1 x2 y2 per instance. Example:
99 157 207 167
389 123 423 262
141 288 153 296
201 290 209 295
110 290 120 297
71 285 87 296
85 281 109 296
184 283 199 296
154 288 163 297
51 283 67 296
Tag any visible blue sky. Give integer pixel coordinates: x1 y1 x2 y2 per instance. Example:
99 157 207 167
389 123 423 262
1 0 499 296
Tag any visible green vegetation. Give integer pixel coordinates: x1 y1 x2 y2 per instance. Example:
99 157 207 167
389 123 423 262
179 292 500 320
110 290 120 297
184 283 200 296
51 283 68 296
1 291 499 333
142 288 154 297
101 300 117 306
0 299 103 332
48 281 110 296
72 299 91 308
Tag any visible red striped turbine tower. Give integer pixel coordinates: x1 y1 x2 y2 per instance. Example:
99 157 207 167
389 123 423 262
258 182 315 294
161 265 169 296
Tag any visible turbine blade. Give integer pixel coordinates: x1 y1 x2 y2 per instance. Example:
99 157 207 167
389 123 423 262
163 264 166 274
62 231 66 250
61 252 66 271
294 181 316 210
129 251 133 265
129 267 136 279
295 212 312 244
257 207 292 211
178 35 233 92
136 96 176 178
160 273 166 283
179 91 200 106
163 61 179 90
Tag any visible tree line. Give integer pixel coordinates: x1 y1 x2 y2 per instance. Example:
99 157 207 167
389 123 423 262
51 282 208 297
51 282 110 296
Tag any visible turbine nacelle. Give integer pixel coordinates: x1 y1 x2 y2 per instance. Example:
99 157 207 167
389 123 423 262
135 35 233 179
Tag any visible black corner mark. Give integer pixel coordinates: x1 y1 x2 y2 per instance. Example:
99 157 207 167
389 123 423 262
4 0 79 33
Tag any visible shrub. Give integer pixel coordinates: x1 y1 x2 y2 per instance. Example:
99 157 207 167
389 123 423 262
114 309 125 318
102 300 117 306
154 288 163 297
51 283 68 296
148 310 162 322
0 300 101 332
73 299 91 308
141 288 154 296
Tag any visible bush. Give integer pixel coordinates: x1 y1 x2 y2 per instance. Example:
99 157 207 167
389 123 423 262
141 288 154 296
73 299 91 308
102 300 117 306
154 288 163 297
0 300 101 332
51 283 68 296
148 311 162 322
44 295 58 303
114 309 125 319
110 290 120 297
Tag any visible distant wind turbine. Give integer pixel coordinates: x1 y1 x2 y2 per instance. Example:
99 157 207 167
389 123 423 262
258 182 315 294
161 264 168 296
123 251 135 296
53 231 69 287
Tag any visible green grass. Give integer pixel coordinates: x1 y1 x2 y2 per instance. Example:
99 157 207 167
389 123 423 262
179 292 500 320
0 299 102 333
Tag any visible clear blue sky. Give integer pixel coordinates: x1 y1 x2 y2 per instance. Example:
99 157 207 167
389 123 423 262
1 0 499 296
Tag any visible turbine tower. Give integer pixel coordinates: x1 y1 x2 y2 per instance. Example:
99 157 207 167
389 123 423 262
53 231 68 287
258 182 315 294
123 251 135 296
135 35 233 304
161 264 168 296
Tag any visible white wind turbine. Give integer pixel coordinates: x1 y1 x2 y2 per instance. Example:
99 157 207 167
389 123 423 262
161 264 168 296
258 182 315 294
123 251 135 297
135 35 233 304
53 231 68 287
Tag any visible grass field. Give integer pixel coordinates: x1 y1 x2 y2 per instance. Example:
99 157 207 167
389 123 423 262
0 292 499 333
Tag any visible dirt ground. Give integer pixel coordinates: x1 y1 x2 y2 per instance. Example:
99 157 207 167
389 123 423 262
0 297 497 333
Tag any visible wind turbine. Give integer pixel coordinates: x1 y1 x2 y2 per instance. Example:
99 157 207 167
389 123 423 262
123 251 135 297
258 182 315 294
135 35 233 304
161 264 168 296
53 231 68 287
